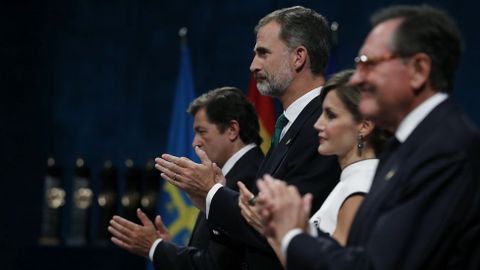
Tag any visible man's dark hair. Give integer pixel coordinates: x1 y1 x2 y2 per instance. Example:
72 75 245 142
188 87 262 145
371 5 463 92
255 6 331 75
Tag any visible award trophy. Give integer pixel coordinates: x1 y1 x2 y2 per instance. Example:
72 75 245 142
39 157 65 246
121 159 141 221
141 160 161 219
95 160 118 245
66 158 93 246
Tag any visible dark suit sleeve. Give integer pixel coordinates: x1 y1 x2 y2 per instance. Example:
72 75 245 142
286 149 480 270
209 186 275 253
153 238 245 270
287 233 371 270
152 241 201 270
151 193 247 270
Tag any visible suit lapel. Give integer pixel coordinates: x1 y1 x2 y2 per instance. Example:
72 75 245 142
224 147 263 189
257 95 321 177
349 99 453 243
373 99 452 198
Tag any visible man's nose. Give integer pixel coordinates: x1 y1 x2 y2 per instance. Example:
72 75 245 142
192 136 202 148
349 68 365 86
250 55 261 73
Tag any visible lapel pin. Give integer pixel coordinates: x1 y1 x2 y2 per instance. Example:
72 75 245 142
385 169 396 181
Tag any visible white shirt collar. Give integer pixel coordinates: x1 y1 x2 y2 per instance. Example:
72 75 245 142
283 87 321 124
395 92 448 143
221 143 257 176
279 87 321 140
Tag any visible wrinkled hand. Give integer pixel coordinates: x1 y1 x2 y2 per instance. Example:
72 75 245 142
109 208 167 258
256 175 312 242
237 181 264 233
213 163 226 186
155 146 219 199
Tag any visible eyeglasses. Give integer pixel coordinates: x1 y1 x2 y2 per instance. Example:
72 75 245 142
354 53 399 72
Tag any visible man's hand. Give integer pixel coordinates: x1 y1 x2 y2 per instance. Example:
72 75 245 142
238 181 264 233
212 162 226 186
155 146 220 199
256 175 312 242
238 179 288 268
109 208 164 258
154 215 171 242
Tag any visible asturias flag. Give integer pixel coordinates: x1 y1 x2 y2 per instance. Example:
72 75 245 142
156 42 199 246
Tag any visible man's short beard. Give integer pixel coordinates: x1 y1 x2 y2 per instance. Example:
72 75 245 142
256 58 294 97
257 80 286 97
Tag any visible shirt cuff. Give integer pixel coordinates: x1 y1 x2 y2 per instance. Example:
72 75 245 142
149 238 163 261
281 228 303 257
206 183 223 219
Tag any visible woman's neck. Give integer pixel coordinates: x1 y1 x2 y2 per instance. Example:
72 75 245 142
338 147 376 170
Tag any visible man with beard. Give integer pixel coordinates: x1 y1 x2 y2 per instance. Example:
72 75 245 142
256 5 480 270
156 6 340 269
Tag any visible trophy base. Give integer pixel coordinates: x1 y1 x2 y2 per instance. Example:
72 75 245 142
39 236 60 246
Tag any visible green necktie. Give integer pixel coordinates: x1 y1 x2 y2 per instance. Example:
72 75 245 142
271 113 289 147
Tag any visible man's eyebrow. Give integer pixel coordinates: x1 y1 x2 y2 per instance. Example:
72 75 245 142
254 46 270 54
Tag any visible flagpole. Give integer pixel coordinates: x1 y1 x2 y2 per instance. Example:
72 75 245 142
326 21 339 76
179 27 188 46
330 21 339 46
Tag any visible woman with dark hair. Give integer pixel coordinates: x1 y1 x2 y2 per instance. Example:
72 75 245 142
307 69 387 245
238 70 388 264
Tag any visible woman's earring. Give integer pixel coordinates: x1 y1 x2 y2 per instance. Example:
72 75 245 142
357 134 364 155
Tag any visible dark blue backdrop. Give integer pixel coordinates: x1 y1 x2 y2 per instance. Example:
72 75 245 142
1 0 477 269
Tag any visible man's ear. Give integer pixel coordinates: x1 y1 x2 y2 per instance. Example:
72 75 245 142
292 45 308 72
227 120 240 141
408 52 431 92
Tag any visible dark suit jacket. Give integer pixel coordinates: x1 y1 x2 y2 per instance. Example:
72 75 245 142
286 98 480 270
209 95 341 269
152 146 264 270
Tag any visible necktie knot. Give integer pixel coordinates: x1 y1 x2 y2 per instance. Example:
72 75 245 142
271 113 289 147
